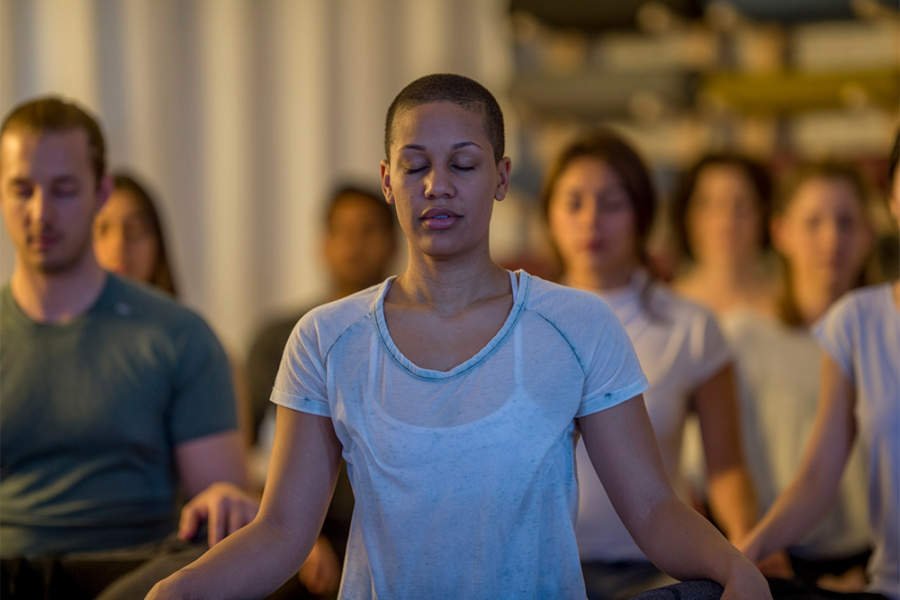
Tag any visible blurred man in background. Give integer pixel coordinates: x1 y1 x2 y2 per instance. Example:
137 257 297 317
0 97 257 600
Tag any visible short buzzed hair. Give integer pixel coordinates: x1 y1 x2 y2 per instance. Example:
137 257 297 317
384 73 505 164
1 96 106 184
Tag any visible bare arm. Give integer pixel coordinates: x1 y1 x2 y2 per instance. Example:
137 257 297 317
148 407 343 600
739 353 856 563
579 395 770 599
176 430 250 497
693 364 758 541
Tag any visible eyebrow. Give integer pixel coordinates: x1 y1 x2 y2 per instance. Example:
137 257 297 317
400 141 482 152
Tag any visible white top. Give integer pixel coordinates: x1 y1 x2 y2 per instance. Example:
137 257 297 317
815 284 900 600
574 273 732 561
272 271 648 600
723 310 871 560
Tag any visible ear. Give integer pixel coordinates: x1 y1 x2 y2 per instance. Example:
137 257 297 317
95 172 114 213
380 160 394 205
494 156 512 202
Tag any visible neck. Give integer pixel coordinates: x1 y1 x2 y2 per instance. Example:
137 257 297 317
790 271 849 327
692 255 761 288
391 242 509 314
566 261 637 292
9 253 107 324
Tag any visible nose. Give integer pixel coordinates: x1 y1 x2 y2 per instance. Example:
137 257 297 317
424 165 454 199
584 196 602 228
30 189 56 224
820 218 841 254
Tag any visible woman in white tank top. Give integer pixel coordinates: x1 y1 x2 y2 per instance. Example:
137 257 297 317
542 129 759 600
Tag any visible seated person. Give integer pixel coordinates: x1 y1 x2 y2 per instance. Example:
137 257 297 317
0 97 257 600
246 184 397 597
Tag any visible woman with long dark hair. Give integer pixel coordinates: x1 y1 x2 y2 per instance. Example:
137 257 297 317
542 129 757 599
93 173 178 296
740 137 900 600
671 155 776 317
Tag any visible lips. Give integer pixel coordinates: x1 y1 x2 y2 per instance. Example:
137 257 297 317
420 208 462 230
29 231 62 251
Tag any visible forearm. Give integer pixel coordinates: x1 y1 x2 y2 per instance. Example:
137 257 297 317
153 515 315 600
740 464 841 562
636 494 758 587
707 466 758 542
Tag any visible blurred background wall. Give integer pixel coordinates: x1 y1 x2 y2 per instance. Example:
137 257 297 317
0 0 514 351
0 0 897 353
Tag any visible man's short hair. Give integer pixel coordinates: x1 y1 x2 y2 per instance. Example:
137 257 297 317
1 96 106 184
384 74 505 164
325 184 395 235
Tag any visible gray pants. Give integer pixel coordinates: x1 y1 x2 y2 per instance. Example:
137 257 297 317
1 535 206 600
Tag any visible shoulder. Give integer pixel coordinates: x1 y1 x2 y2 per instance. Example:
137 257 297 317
522 273 633 369
647 281 718 325
524 273 621 330
826 284 892 324
290 282 383 356
103 275 213 335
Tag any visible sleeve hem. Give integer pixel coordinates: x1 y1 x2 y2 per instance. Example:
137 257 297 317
271 388 331 417
575 376 649 419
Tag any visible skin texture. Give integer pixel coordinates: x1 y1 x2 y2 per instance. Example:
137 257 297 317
93 188 160 283
145 101 770 600
547 157 758 543
0 127 255 551
674 164 777 317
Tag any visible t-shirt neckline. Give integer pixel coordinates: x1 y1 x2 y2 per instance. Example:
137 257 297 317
2 273 117 330
373 270 530 381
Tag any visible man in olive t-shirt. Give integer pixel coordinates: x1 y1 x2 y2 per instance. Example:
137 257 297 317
0 97 259 599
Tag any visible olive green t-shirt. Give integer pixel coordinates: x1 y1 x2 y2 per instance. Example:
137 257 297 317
0 274 238 558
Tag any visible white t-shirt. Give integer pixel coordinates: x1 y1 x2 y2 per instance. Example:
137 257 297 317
272 271 648 600
723 310 871 560
815 284 900 600
574 273 732 561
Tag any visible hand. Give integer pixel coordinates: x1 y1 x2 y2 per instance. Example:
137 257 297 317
298 536 341 596
755 550 794 579
178 482 261 547
721 561 773 600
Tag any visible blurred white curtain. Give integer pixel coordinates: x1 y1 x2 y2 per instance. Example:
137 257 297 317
0 0 514 351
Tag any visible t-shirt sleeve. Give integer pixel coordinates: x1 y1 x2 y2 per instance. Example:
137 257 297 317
169 316 239 445
576 301 649 418
689 307 733 387
813 295 857 384
271 314 331 417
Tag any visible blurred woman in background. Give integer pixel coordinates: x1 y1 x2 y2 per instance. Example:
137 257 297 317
671 154 777 317
542 129 758 600
724 162 875 590
740 134 900 600
93 173 178 296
